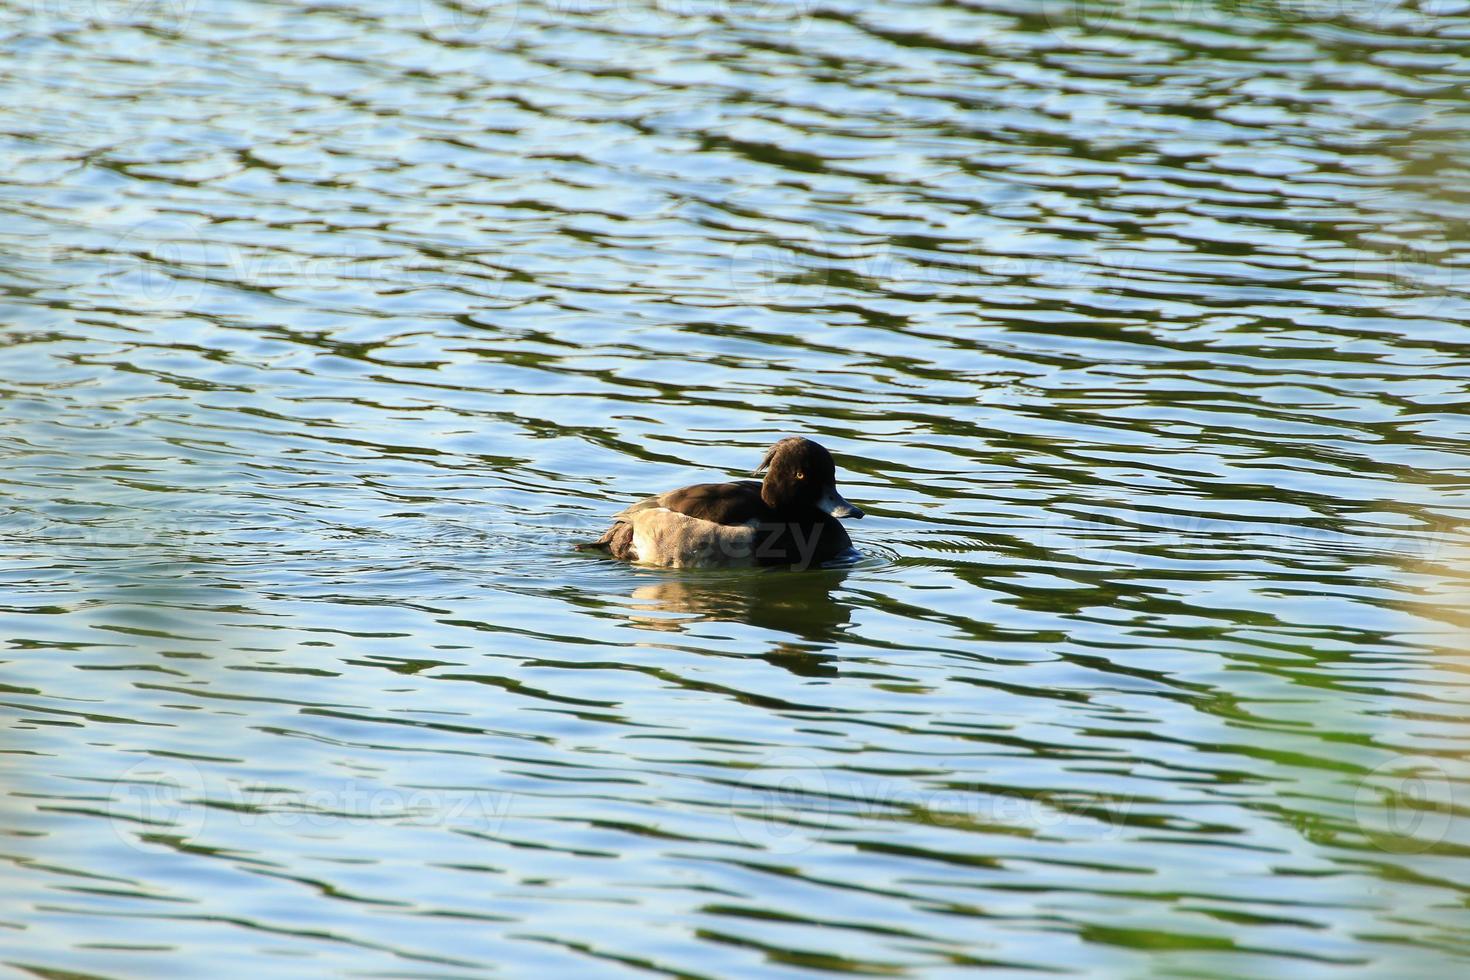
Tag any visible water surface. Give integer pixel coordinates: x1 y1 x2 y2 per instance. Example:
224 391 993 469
3 0 1470 975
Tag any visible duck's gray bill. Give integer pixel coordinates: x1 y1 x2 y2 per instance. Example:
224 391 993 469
817 487 864 519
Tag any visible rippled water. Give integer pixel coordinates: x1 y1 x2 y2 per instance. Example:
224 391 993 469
3 0 1470 974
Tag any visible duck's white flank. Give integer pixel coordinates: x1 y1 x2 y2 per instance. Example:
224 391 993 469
627 507 761 568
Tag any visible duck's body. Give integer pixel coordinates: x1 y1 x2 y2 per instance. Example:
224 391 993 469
580 438 863 569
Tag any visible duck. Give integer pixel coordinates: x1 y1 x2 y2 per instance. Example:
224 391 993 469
579 437 864 569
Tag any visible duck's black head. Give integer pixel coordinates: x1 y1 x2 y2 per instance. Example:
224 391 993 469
754 437 864 519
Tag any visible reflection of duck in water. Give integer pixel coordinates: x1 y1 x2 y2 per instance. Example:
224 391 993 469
580 438 864 569
628 568 853 638
626 569 853 676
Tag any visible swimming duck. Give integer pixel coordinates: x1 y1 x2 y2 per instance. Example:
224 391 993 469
580 437 864 569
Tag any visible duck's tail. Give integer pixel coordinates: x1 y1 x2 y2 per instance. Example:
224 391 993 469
576 522 635 560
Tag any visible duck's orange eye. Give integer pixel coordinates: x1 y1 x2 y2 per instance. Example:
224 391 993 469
796 471 804 480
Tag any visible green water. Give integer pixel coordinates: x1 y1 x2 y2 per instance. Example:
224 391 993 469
2 0 1469 975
